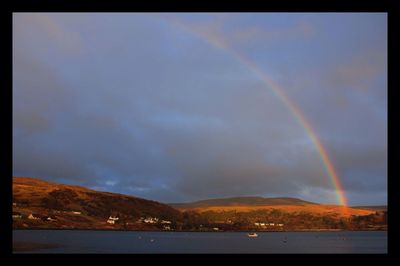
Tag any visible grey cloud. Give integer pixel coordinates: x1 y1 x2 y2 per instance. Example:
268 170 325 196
13 13 387 205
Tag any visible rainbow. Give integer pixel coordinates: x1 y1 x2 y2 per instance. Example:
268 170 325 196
159 14 349 210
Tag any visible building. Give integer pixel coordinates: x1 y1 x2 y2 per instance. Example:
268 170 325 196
161 220 171 224
28 213 40 220
107 216 119 224
143 217 158 224
47 217 57 222
12 212 22 219
71 211 81 215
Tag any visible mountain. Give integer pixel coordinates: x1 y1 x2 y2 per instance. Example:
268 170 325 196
351 205 387 211
169 196 318 209
13 177 181 230
168 196 379 219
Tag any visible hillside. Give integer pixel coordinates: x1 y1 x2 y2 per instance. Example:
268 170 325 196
13 177 182 230
169 196 378 218
351 205 387 212
12 177 387 231
170 196 318 209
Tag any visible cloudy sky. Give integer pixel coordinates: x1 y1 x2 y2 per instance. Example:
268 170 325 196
13 13 387 205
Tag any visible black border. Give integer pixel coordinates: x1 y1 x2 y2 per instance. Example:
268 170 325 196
2 0 398 262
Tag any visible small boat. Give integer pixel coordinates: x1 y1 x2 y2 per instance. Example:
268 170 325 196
247 232 258 237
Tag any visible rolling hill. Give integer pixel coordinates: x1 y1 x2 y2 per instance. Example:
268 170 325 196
12 177 387 231
13 176 181 230
169 196 318 209
169 196 377 218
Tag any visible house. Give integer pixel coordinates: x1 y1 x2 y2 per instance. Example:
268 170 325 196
47 217 57 222
163 225 171 230
13 202 17 206
12 212 22 219
254 222 260 226
213 227 219 231
28 213 40 220
161 220 171 224
107 216 119 224
269 223 275 226
277 223 284 227
71 211 81 215
143 217 158 224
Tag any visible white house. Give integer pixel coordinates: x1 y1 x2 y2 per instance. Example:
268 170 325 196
72 211 81 215
161 220 171 224
107 216 119 224
28 213 40 220
12 212 22 219
144 217 158 224
269 223 275 226
277 223 284 227
47 217 56 222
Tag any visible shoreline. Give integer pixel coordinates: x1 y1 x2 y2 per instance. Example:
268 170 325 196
13 228 387 233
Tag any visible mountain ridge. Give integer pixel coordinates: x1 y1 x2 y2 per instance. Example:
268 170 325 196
169 196 319 209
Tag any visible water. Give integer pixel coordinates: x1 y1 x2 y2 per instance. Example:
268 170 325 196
13 230 387 253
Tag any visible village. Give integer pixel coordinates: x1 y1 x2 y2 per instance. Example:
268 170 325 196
13 201 176 231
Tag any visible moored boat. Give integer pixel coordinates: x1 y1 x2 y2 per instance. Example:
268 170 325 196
247 232 258 237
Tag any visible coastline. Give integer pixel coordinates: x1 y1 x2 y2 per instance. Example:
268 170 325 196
13 228 387 233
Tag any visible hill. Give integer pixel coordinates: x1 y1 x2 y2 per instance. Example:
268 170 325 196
12 177 387 231
170 196 318 209
351 205 387 211
169 196 378 219
13 177 181 230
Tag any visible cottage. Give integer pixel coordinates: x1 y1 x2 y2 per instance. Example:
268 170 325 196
107 216 119 224
28 213 40 220
144 217 158 224
12 212 22 219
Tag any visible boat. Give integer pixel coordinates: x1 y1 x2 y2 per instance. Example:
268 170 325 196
247 232 258 237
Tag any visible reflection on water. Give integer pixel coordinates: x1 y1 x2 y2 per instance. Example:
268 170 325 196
13 230 387 253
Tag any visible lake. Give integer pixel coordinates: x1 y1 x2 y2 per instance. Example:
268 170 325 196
13 230 387 253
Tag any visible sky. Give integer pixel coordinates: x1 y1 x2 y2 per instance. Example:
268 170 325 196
12 13 387 205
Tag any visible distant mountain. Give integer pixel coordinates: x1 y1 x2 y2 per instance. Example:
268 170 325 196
13 177 181 230
351 205 387 212
169 196 319 209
